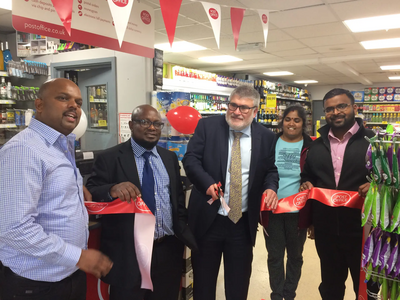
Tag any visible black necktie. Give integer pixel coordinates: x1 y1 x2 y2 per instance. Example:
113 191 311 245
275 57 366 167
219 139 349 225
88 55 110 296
141 151 156 214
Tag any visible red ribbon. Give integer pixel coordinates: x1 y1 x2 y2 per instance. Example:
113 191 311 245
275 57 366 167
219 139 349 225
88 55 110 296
261 187 364 213
85 197 152 215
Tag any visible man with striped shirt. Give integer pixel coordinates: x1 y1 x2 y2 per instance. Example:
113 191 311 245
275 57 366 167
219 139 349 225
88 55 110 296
0 78 113 300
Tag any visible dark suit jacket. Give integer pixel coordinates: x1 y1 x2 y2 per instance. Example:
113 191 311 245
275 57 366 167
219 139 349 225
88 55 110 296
182 116 279 246
86 140 197 289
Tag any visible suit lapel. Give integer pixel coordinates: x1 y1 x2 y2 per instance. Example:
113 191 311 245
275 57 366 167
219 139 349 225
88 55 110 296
220 118 229 185
118 141 141 188
249 123 261 192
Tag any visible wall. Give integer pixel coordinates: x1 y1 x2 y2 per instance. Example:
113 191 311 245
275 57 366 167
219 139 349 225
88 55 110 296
27 48 153 114
307 82 400 100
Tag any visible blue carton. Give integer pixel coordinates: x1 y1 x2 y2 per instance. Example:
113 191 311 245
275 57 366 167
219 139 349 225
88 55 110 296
351 91 364 102
167 141 187 161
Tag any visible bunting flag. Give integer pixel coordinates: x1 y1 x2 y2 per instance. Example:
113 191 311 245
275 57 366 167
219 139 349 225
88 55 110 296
50 0 73 36
159 0 183 47
85 197 155 290
257 10 270 47
230 7 245 50
201 2 221 48
107 0 135 47
260 187 364 213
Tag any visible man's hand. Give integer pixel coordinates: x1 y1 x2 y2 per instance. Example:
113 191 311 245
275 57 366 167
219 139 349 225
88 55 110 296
299 181 314 192
263 189 278 210
307 225 315 239
83 186 92 202
77 249 113 278
206 183 220 201
358 182 370 198
110 182 141 203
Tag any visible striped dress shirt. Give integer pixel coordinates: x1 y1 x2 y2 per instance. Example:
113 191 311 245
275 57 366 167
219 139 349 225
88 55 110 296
0 118 88 282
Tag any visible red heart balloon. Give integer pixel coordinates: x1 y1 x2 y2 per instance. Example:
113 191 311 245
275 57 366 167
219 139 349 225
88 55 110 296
166 106 202 134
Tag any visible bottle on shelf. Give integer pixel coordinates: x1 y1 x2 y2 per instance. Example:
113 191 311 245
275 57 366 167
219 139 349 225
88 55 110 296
3 42 12 71
0 77 6 99
6 81 11 99
0 43 3 71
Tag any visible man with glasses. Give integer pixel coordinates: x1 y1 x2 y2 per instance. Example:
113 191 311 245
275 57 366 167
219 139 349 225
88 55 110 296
300 88 376 300
183 85 279 300
86 104 197 300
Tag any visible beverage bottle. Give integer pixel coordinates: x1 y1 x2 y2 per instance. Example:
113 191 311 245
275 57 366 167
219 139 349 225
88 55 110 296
0 43 4 71
3 42 12 71
6 81 11 99
0 77 6 99
98 105 103 121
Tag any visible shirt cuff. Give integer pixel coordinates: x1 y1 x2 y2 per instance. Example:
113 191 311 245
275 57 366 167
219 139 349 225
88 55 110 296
57 243 82 267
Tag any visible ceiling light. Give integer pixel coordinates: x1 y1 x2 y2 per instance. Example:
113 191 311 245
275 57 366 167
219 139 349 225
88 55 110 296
198 56 243 63
294 80 318 84
381 65 400 70
389 76 400 80
264 71 294 76
0 0 11 10
344 14 400 33
154 41 206 53
361 38 400 49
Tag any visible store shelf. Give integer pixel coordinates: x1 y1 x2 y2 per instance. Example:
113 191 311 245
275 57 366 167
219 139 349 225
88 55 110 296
366 122 391 125
89 99 107 103
260 122 279 126
364 111 400 113
274 95 311 102
199 111 226 114
162 78 234 96
363 101 400 104
0 100 16 104
0 124 17 128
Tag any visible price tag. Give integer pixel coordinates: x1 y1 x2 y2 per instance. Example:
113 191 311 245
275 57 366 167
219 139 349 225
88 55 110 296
89 96 94 102
261 104 266 109
266 94 277 108
98 120 107 127
382 121 388 124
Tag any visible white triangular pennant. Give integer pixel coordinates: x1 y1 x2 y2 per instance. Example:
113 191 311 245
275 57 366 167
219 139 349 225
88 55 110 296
201 2 221 49
107 0 135 47
258 10 270 48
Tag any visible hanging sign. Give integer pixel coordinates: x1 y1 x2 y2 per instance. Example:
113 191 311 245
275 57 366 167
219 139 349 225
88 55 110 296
159 0 182 47
201 2 221 48
257 10 270 47
12 0 154 58
230 7 245 50
51 0 73 36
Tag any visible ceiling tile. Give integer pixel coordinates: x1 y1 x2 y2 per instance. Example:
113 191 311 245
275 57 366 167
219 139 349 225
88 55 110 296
301 34 356 47
270 47 317 57
238 0 324 11
264 40 307 52
353 29 400 42
330 0 400 20
312 43 364 54
283 22 350 39
269 5 338 29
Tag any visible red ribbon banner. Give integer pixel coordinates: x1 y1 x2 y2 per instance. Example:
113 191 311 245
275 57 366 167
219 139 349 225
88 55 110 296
261 187 364 213
85 197 153 215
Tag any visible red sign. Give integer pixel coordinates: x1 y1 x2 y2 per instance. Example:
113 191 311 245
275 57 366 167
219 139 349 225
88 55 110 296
262 14 268 24
112 0 129 8
141 10 151 25
331 192 351 206
209 8 219 20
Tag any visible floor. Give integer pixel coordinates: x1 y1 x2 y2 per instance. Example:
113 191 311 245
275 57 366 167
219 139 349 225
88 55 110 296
215 225 356 300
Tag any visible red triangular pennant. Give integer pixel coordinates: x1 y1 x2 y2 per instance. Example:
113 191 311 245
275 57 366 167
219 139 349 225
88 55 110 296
51 0 73 36
230 7 245 50
159 0 182 47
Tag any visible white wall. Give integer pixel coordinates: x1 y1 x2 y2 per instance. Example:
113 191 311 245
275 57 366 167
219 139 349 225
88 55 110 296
27 48 153 114
307 82 400 100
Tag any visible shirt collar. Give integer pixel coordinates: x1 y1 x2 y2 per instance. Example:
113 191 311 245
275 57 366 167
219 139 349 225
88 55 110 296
130 137 159 158
229 123 251 137
328 120 359 141
29 118 76 146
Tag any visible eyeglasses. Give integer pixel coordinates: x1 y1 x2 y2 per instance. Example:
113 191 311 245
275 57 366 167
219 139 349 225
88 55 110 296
132 119 164 129
323 103 350 114
228 102 257 114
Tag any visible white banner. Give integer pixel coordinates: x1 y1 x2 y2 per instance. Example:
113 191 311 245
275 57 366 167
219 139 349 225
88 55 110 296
258 10 270 48
107 0 134 47
201 2 221 49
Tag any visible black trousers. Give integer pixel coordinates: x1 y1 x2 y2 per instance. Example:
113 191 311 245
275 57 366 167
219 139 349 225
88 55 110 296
192 213 253 300
0 266 86 300
109 235 184 300
264 212 307 300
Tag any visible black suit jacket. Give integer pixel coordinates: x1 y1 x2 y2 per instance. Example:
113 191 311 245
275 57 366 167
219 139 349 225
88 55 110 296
86 140 197 289
182 116 278 245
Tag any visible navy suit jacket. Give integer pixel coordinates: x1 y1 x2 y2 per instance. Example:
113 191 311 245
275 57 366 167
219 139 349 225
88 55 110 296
182 116 278 245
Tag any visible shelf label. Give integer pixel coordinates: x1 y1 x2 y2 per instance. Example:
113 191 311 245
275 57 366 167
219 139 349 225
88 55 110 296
98 120 107 127
266 94 277 108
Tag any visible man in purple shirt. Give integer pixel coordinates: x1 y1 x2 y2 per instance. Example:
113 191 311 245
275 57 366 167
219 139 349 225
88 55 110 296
300 88 375 300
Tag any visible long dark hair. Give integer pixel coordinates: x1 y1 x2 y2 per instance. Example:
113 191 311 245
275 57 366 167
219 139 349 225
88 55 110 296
278 105 307 132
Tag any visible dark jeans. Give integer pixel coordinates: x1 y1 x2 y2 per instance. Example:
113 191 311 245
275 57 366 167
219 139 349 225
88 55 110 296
192 213 253 300
109 235 184 300
264 212 307 300
0 266 86 300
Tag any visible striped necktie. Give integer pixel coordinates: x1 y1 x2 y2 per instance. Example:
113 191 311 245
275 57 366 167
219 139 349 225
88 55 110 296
228 132 243 223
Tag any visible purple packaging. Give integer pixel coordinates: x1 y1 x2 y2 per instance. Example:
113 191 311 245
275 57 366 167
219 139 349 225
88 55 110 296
362 231 374 267
371 234 382 268
395 87 400 94
378 236 390 273
379 94 386 102
387 87 395 94
386 239 398 275
379 87 387 94
386 94 394 101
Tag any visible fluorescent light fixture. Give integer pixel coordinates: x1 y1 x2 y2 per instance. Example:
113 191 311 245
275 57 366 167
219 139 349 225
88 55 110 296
344 14 400 33
0 0 11 10
361 38 400 49
198 55 243 63
381 65 400 70
294 80 318 84
263 71 294 76
389 76 400 80
154 41 206 53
